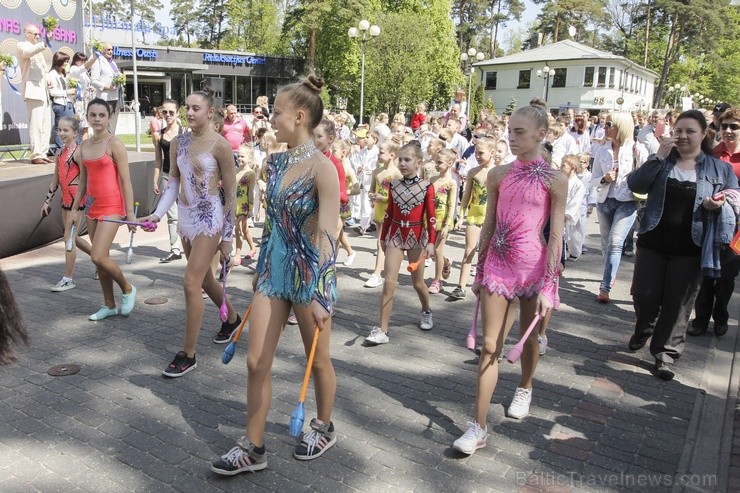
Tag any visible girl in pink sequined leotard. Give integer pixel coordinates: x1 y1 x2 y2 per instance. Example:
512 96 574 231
452 105 567 456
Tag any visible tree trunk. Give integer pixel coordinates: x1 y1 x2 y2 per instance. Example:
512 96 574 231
643 1 651 67
308 27 316 71
554 14 560 43
654 12 678 108
491 0 502 57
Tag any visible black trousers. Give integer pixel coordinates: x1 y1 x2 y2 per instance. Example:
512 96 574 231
630 247 702 363
693 248 740 327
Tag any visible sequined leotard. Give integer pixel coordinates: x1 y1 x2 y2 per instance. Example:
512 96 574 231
372 168 402 224
83 138 126 220
380 176 437 250
58 145 81 210
476 159 560 307
465 176 487 226
255 140 337 311
432 177 456 230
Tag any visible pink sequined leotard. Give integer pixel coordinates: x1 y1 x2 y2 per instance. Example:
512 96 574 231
476 158 559 307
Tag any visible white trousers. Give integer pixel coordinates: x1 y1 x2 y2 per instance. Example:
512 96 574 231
26 98 51 159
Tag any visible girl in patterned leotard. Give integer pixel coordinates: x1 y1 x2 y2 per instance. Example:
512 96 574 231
452 105 567 456
144 90 241 378
364 142 437 346
211 75 340 475
68 99 137 322
427 148 458 294
450 137 499 300
41 116 92 292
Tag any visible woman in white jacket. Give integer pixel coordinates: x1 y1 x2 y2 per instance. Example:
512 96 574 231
590 112 638 303
47 52 76 151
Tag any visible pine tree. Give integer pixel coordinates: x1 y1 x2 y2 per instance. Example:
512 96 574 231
504 97 516 116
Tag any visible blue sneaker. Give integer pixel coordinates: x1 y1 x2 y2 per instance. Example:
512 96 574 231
89 306 119 321
120 285 137 316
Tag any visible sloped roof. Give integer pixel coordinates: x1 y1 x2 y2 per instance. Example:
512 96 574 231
474 40 659 77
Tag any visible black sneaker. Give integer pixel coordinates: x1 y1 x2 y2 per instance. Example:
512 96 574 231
714 323 729 336
294 418 336 461
656 361 675 381
214 315 241 344
628 333 650 352
211 437 267 475
162 351 197 377
449 286 467 300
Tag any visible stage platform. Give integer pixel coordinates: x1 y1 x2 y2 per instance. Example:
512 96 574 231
0 153 157 258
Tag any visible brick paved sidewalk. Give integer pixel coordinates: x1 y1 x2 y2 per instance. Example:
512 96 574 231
0 218 736 492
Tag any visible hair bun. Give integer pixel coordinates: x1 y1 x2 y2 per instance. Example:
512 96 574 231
303 74 324 94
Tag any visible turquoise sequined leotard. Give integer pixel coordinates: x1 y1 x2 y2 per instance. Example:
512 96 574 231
255 140 337 311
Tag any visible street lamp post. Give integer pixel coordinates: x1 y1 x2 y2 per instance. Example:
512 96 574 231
348 20 380 125
460 48 485 120
536 65 555 102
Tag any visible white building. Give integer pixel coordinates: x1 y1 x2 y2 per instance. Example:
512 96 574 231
474 40 658 115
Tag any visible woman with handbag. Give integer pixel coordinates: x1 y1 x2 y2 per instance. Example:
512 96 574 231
627 110 738 380
590 112 638 303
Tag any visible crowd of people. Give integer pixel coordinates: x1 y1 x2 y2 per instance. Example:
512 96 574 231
17 24 121 164
6 44 739 475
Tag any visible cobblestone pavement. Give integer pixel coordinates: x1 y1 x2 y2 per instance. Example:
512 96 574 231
0 217 737 493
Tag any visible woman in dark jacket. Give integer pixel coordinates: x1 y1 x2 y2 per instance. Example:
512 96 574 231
627 110 739 380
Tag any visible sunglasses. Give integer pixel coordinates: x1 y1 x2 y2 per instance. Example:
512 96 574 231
605 121 613 128
721 123 740 131
473 133 486 139
162 110 176 116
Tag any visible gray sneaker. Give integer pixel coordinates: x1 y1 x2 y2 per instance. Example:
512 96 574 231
294 418 336 460
211 437 267 475
420 310 433 330
365 326 389 345
449 286 467 299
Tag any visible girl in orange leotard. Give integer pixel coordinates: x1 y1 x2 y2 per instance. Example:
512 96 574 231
68 98 137 321
41 116 92 292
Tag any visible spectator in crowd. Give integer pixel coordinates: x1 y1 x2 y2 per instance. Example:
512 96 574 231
374 113 391 142
591 112 638 303
450 88 467 118
47 51 76 152
569 115 591 154
637 110 667 155
251 105 270 132
627 110 738 380
68 52 98 141
690 106 740 338
590 112 607 147
17 24 52 164
709 103 731 147
446 103 468 134
411 103 427 132
222 105 252 153
90 43 122 133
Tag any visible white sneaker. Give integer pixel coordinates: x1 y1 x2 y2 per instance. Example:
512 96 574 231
424 258 431 267
508 387 532 419
365 326 389 345
343 252 357 266
51 278 75 292
453 421 487 455
364 275 383 288
247 218 255 227
538 335 548 356
420 310 433 330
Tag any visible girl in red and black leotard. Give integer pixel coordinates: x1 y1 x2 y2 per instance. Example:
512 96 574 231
41 116 91 293
365 142 437 346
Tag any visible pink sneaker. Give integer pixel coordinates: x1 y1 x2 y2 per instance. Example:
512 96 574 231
428 280 441 294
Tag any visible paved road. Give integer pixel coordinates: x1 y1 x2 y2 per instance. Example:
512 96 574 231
0 217 737 492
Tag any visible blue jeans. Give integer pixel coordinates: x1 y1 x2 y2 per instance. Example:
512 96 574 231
597 198 637 292
52 102 75 150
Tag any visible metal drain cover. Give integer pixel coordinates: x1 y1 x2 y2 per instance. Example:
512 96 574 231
144 297 168 305
47 364 81 376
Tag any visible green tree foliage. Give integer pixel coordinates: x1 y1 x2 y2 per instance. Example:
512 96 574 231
171 0 201 47
504 97 517 116
199 0 228 48
223 0 285 53
527 0 607 47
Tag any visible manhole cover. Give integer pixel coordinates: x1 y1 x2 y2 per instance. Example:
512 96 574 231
47 364 81 376
145 297 168 305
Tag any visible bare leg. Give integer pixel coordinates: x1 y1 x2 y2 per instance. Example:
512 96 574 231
88 219 132 308
407 249 430 311
246 294 290 447
378 246 404 331
457 225 481 289
371 223 385 277
518 296 542 389
474 292 517 425
294 304 335 424
434 237 447 282
61 209 77 278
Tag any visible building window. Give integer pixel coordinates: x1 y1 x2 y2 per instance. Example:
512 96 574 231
552 68 567 88
517 69 531 89
597 67 607 87
583 67 594 87
608 68 615 88
485 71 497 90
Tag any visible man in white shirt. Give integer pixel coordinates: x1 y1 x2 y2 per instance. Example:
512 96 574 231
637 109 667 155
90 42 122 132
17 24 52 164
445 117 469 157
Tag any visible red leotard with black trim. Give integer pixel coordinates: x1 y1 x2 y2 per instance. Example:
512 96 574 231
58 145 81 210
381 176 437 250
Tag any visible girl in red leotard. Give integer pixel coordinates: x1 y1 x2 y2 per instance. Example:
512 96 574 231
364 142 437 346
68 98 137 321
41 116 92 292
